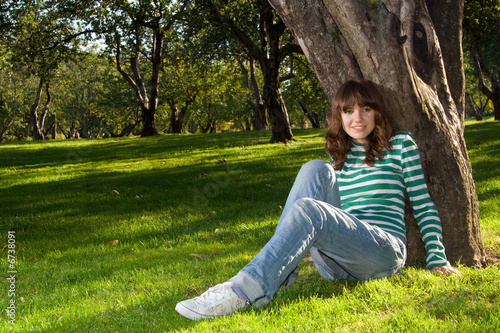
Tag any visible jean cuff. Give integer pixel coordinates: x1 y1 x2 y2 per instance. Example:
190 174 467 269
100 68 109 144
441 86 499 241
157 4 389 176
229 271 268 308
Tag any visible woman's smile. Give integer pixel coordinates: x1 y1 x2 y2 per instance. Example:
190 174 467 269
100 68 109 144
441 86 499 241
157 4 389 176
341 104 375 143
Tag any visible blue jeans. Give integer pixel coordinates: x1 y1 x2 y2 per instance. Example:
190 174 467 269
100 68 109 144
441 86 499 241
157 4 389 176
230 160 407 307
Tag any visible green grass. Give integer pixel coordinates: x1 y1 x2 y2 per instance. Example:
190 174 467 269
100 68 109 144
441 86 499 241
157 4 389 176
0 121 499 332
464 117 500 257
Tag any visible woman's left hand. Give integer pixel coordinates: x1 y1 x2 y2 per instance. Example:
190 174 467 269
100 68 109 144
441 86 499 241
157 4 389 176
430 265 462 275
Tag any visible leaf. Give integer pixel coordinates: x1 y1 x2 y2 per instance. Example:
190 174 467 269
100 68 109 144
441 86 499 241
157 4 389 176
111 190 119 195
189 254 206 258
108 240 119 245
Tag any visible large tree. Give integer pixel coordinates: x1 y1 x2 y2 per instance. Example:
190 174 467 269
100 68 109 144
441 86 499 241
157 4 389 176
268 0 484 267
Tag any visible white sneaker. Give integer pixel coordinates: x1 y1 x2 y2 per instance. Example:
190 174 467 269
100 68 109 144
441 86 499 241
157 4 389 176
175 282 250 320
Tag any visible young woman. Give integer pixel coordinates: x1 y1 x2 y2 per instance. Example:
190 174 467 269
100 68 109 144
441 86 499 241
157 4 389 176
175 79 460 320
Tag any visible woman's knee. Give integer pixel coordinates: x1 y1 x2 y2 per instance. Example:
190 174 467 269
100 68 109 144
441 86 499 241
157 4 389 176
300 159 330 172
299 160 333 178
285 198 322 228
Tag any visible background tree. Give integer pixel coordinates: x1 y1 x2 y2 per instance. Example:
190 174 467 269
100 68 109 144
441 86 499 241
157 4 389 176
160 33 204 134
463 0 500 120
95 0 191 137
464 51 492 120
4 0 93 140
268 0 484 267
55 53 140 138
204 0 303 143
281 55 329 129
0 62 27 142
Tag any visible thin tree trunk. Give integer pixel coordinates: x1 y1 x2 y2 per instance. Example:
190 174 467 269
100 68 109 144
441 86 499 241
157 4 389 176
115 31 159 137
238 58 268 130
142 30 163 137
0 119 14 142
39 83 52 136
466 93 483 121
249 57 268 130
260 0 293 143
298 102 320 128
51 110 57 139
57 124 68 139
30 78 45 140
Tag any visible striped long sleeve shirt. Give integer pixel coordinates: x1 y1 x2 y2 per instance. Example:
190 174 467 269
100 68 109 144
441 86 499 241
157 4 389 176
335 132 449 269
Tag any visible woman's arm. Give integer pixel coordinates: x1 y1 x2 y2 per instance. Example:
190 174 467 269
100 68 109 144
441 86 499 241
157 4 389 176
400 133 452 270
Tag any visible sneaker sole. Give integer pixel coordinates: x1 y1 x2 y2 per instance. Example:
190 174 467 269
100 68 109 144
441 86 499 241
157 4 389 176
175 302 213 321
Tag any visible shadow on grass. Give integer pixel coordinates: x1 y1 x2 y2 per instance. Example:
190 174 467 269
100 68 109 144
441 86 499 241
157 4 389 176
1 159 295 250
0 129 330 331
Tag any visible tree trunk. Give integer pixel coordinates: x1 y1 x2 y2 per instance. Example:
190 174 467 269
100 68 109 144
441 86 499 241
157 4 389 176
269 0 484 267
260 0 294 143
426 0 466 121
0 119 14 142
466 93 483 121
30 78 51 140
115 31 159 137
141 104 159 137
142 29 163 137
51 111 57 139
239 58 268 130
262 60 294 142
30 78 44 140
249 57 268 130
298 102 320 128
493 82 500 121
57 124 68 139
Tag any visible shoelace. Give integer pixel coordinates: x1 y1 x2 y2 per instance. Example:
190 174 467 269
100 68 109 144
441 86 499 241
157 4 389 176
192 284 226 306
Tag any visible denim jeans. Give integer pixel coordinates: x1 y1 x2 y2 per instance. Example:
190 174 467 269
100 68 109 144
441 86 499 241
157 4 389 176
230 160 407 307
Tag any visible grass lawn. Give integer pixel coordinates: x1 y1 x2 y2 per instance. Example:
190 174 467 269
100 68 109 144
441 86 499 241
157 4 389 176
1 118 499 332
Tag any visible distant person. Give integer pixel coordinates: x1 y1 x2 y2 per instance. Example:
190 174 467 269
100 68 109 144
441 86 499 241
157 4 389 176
175 80 460 320
301 118 308 129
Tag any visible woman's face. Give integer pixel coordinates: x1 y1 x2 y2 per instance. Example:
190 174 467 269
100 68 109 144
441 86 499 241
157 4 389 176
341 104 376 143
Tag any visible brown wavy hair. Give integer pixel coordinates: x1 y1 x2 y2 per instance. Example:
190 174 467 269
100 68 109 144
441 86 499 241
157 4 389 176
325 80 393 170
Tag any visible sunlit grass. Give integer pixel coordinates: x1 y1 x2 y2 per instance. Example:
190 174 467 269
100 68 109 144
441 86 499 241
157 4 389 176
464 116 500 255
0 124 498 332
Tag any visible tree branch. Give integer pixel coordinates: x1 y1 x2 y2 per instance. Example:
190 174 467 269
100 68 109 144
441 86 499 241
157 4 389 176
209 1 262 60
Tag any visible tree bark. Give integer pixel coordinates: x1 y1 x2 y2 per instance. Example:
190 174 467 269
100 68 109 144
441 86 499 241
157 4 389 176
426 0 466 121
268 0 484 267
30 78 51 140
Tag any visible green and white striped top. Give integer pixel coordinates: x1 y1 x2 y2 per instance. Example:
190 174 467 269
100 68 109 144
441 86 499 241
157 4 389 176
335 132 449 269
